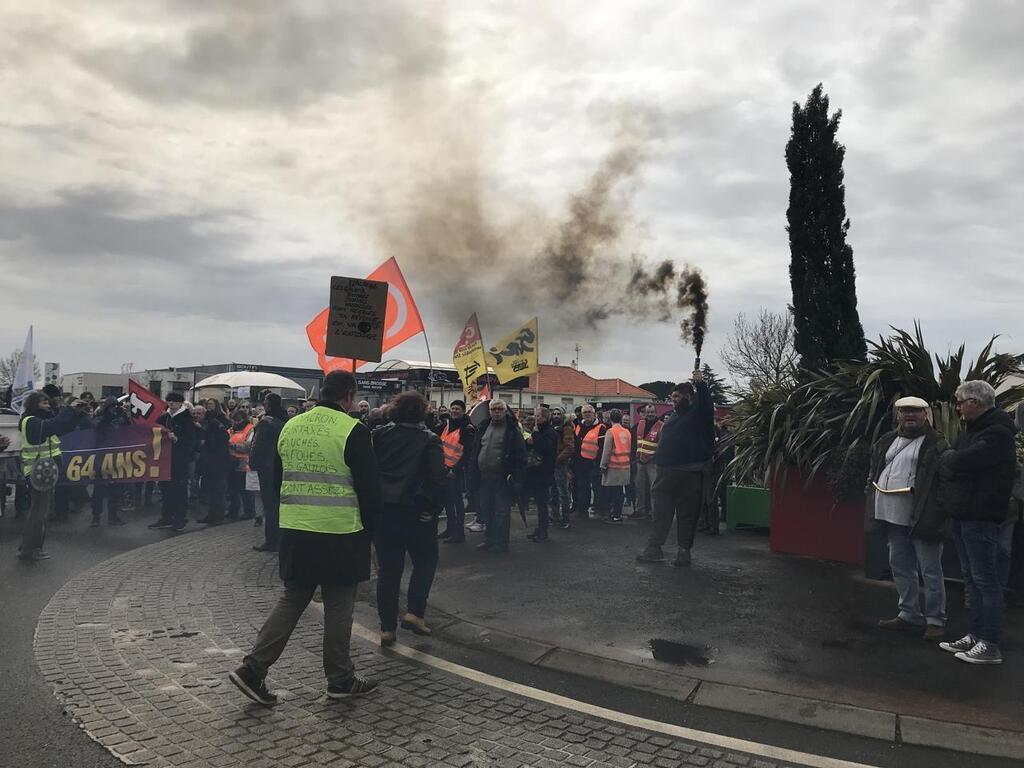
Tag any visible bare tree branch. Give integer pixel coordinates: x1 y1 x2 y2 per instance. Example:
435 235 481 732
719 308 798 393
0 349 41 389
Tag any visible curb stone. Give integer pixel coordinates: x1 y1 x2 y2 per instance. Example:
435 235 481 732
425 607 1024 759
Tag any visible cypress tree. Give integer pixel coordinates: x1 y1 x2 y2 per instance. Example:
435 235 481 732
786 84 867 370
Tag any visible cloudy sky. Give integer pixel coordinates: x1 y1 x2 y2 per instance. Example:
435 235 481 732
1 0 1021 387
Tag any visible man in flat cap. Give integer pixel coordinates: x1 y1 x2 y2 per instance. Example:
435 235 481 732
867 396 950 641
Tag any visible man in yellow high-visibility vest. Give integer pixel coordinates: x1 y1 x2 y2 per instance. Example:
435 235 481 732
17 390 89 561
229 371 383 705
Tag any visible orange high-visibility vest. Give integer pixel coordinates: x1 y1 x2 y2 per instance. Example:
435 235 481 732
575 423 603 461
229 422 254 471
440 424 464 470
635 418 662 463
607 424 632 470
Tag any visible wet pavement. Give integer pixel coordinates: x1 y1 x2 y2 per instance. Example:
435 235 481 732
33 522 803 768
427 514 1024 732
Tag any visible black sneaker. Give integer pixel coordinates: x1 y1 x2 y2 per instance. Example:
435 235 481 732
326 676 378 699
228 666 277 705
171 521 187 532
148 519 173 529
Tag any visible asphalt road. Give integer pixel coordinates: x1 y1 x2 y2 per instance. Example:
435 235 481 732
0 502 178 768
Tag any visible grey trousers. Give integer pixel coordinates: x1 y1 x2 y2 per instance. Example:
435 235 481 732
244 581 358 686
633 462 657 516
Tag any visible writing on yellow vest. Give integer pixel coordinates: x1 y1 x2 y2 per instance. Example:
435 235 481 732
440 424 464 470
277 406 362 535
607 424 632 470
575 423 603 461
635 418 663 464
20 416 61 478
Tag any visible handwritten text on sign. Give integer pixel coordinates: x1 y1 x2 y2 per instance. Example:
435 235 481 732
325 276 388 363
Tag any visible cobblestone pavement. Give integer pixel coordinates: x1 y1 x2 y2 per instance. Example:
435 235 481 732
36 525 794 768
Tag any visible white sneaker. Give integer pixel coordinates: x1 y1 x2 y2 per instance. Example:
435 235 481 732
466 521 485 533
939 634 976 654
955 641 1002 665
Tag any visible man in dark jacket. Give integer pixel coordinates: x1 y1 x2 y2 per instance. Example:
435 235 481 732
637 371 715 567
148 392 196 532
526 406 558 542
195 408 230 526
436 400 475 543
548 407 575 528
867 397 949 640
937 381 1017 665
230 371 383 704
90 398 131 527
466 399 526 553
250 393 289 552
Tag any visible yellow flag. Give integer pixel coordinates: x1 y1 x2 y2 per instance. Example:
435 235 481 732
485 317 539 384
453 313 488 401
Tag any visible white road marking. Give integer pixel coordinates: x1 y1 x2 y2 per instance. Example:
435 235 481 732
349 622 882 768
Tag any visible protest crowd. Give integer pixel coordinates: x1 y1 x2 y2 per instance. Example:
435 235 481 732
2 367 1022 704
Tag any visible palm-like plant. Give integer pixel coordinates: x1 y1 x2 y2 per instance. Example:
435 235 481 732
729 323 1024 497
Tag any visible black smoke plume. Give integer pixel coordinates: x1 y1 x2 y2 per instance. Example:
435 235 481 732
629 259 709 358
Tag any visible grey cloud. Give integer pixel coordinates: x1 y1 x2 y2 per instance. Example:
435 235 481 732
0 186 331 325
78 1 447 110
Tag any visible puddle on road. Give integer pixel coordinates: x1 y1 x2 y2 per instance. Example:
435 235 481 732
649 638 714 666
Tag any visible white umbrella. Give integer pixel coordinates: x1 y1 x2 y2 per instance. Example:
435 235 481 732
192 371 307 395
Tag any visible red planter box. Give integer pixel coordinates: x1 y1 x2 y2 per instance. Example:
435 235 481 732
769 468 865 565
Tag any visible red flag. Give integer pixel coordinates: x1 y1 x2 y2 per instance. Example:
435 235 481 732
127 379 167 425
306 257 425 373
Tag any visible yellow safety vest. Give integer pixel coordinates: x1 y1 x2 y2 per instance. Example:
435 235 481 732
20 416 61 478
276 406 362 535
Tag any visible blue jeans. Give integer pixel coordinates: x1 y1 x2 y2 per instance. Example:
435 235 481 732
479 475 513 551
885 523 945 626
954 521 1005 645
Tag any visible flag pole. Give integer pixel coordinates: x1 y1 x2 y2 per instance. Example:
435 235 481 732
423 331 434 404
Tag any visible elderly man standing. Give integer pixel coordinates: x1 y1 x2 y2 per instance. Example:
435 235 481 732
572 404 606 521
938 380 1017 665
466 399 526 553
868 397 949 641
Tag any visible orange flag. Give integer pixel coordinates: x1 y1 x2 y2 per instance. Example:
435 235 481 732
306 257 425 373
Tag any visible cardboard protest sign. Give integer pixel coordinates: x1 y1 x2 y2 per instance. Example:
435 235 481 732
306 257 425 373
324 276 388 363
59 424 170 484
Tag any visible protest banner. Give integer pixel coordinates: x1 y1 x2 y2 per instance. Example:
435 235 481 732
453 313 488 401
485 317 539 384
59 424 170 485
